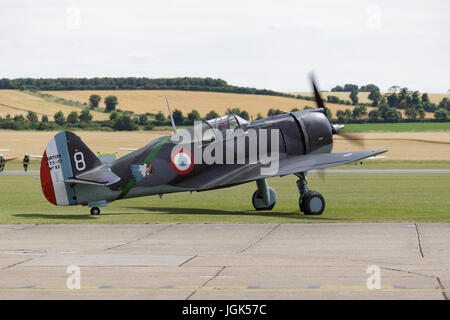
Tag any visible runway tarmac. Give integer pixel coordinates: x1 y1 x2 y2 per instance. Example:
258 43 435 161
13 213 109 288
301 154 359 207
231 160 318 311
0 223 449 299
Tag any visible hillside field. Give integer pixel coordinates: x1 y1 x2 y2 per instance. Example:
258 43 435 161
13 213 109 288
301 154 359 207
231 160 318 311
42 90 373 119
0 90 109 120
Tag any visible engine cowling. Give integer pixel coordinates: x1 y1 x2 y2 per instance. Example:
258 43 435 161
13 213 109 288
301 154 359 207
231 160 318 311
291 109 333 154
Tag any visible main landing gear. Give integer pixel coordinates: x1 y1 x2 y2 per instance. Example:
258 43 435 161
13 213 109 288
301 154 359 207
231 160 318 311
90 207 100 215
296 172 325 215
252 178 278 210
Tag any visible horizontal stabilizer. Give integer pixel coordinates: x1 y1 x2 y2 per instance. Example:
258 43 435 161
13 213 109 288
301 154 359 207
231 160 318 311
64 164 120 186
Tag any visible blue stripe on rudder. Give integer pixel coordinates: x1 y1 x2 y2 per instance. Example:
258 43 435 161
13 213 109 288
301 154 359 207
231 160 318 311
54 131 77 205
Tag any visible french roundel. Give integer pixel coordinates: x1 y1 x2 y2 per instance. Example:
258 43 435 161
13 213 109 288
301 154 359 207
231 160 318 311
170 148 194 175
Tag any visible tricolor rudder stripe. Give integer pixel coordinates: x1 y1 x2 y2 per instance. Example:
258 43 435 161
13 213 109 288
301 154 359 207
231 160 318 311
40 131 77 206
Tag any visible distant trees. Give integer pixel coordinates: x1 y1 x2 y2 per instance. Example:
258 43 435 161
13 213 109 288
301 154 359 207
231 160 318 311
104 95 118 112
405 107 418 120
388 86 400 93
0 77 296 100
89 94 101 109
349 90 359 105
186 109 201 125
267 108 284 117
205 110 219 120
113 114 137 130
352 105 367 120
138 114 148 126
79 108 93 122
154 111 167 125
330 85 344 92
54 111 65 125
109 111 119 121
172 109 184 125
434 108 449 120
368 90 382 106
26 111 38 123
225 107 249 120
438 98 450 111
368 109 381 121
336 109 352 123
327 95 340 104
360 84 380 92
331 84 359 92
67 111 79 124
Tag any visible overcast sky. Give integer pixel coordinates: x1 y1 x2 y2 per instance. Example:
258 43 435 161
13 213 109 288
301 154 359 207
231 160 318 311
1 0 449 92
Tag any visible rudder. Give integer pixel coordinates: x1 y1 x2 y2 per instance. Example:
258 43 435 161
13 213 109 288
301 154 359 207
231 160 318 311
40 131 102 206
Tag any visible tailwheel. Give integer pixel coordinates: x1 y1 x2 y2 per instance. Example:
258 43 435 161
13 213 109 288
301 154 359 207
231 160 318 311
252 188 277 211
90 207 100 215
299 191 325 215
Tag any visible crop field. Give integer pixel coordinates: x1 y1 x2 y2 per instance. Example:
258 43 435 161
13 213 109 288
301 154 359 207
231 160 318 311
0 90 109 120
342 122 450 132
0 172 449 224
43 90 361 119
1 129 450 161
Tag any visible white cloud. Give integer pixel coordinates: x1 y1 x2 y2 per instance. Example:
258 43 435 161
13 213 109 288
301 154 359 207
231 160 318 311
0 0 448 92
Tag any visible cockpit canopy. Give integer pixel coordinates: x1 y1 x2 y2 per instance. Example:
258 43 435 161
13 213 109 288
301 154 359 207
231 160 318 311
205 114 249 132
176 114 250 143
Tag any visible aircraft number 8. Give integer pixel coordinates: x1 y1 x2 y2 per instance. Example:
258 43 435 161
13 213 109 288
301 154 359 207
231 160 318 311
74 152 86 171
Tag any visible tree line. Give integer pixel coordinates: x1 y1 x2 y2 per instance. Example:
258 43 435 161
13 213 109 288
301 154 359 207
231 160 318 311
0 77 293 98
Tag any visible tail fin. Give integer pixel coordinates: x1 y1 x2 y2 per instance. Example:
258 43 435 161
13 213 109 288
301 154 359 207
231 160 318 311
40 131 102 206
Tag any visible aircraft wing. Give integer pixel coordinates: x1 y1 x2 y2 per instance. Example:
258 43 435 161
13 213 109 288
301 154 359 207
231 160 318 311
197 149 387 190
5 157 17 162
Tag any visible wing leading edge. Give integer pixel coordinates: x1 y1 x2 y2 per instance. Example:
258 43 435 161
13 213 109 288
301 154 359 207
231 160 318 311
198 149 387 190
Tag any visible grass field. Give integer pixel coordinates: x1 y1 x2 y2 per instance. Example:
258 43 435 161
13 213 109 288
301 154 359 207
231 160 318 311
3 159 450 172
0 90 109 120
341 122 450 132
0 172 449 224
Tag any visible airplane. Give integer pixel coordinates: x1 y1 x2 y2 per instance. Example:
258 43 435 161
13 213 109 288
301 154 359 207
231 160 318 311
39 76 387 216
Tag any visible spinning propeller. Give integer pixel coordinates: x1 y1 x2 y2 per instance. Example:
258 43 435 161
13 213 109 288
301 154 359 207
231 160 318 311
309 73 366 180
309 72 365 148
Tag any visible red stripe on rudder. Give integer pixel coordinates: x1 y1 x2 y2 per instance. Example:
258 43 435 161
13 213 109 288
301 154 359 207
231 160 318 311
40 151 56 205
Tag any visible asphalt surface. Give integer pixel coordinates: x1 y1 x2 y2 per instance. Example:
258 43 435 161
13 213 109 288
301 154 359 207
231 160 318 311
0 170 39 175
0 223 449 300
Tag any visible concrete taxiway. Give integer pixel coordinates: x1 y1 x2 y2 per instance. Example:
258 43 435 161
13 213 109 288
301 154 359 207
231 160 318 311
0 223 449 299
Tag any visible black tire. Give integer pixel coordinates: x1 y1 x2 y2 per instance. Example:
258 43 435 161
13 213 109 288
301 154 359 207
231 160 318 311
252 190 276 211
299 191 325 215
90 207 100 215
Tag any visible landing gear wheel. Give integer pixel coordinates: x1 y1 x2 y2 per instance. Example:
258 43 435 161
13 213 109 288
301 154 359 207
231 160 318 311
299 191 325 215
252 188 277 211
90 207 100 215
